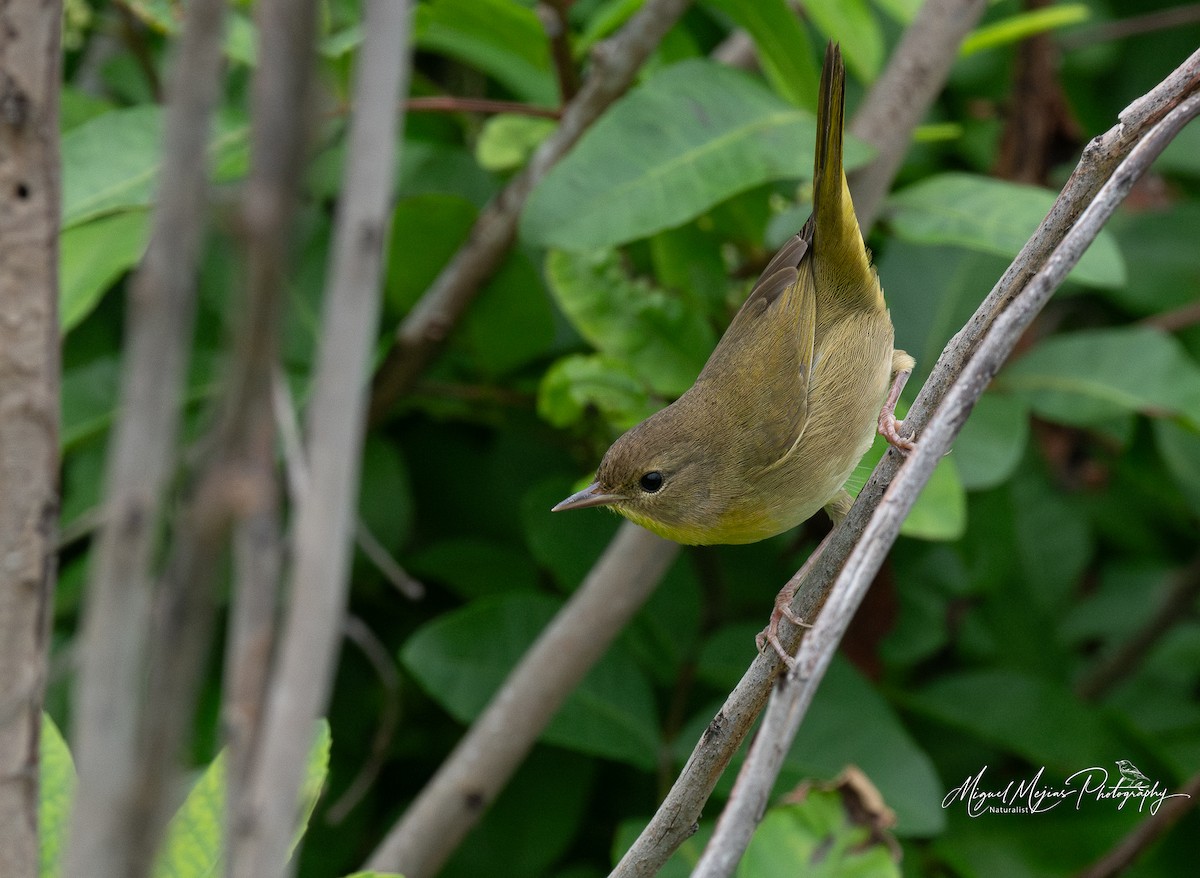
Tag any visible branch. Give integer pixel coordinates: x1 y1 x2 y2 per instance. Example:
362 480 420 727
691 68 1200 878
60 0 228 873
0 0 61 873
224 0 412 873
848 0 990 227
1076 769 1200 878
368 0 695 421
1076 554 1200 701
407 95 562 119
365 523 678 877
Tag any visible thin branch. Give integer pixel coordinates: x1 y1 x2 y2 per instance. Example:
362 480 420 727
368 0 695 421
1075 770 1200 878
61 0 227 873
0 0 61 873
692 77 1200 878
325 616 402 824
1142 300 1200 333
1076 555 1200 701
848 0 990 227
365 522 678 877
1061 5 1200 51
612 40 1200 878
406 95 562 119
538 0 581 103
225 0 412 873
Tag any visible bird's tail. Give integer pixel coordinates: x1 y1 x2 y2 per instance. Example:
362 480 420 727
812 42 884 312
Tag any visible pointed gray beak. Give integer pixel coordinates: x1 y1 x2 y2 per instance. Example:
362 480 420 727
551 481 622 512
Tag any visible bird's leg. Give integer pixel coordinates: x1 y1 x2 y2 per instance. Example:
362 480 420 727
756 525 836 669
878 350 915 451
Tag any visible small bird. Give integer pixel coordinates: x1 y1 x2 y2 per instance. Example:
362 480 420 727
1115 760 1151 790
553 44 914 654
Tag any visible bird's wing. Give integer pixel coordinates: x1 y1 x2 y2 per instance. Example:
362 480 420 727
696 231 817 469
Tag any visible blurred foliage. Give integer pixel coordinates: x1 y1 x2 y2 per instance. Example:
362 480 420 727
55 0 1200 875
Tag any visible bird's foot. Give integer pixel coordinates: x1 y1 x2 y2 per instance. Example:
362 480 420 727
756 585 813 670
878 368 915 452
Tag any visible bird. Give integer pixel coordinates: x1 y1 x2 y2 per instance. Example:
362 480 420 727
553 43 914 659
1115 760 1152 790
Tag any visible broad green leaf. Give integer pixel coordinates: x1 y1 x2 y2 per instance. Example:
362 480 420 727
152 720 330 876
545 249 716 396
407 537 541 600
952 392 1029 491
458 249 555 376
1107 203 1200 315
61 356 120 450
704 0 819 108
886 173 1126 290
475 114 556 172
538 353 657 431
40 715 75 878
739 796 901 878
998 326 1200 432
385 194 477 314
60 209 150 332
798 0 885 81
902 669 1128 771
961 5 1091 57
1011 468 1092 612
401 592 660 768
415 0 556 106
358 436 414 552
1155 419 1200 517
872 0 923 22
522 60 873 251
521 477 622 590
575 0 644 56
62 106 249 229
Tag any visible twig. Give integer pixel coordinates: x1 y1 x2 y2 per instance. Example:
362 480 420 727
612 42 1200 878
368 0 695 421
1076 555 1200 701
0 0 61 873
1075 770 1200 878
848 0 989 227
365 523 678 878
692 79 1200 878
1061 5 1200 51
60 0 227 874
407 95 562 119
325 616 402 824
225 0 412 873
1142 300 1200 333
538 0 580 103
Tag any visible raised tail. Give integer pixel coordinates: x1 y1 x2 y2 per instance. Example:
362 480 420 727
812 42 885 313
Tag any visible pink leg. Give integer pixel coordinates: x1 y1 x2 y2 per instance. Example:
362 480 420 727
878 369 914 452
756 537 828 669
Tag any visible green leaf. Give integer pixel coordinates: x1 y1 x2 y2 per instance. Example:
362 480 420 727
544 249 716 396
998 326 1200 432
703 0 819 108
521 478 622 591
1106 203 1200 315
62 106 249 229
60 209 150 332
408 537 541 600
522 60 873 250
1154 419 1200 517
961 5 1091 57
797 0 885 81
401 593 660 768
385 194 477 314
415 0 557 106
40 714 75 878
357 436 414 552
902 669 1128 771
61 356 120 450
476 114 557 172
538 353 656 431
739 796 901 878
886 173 1126 290
152 720 330 876
952 392 1030 491
458 249 555 376
124 0 257 65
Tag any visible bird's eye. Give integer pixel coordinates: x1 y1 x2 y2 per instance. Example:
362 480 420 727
639 471 664 493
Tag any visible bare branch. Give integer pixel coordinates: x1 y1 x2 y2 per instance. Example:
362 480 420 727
848 0 989 227
224 0 412 873
1076 555 1200 701
366 523 678 878
368 0 695 420
0 0 61 873
692 74 1200 878
61 0 228 873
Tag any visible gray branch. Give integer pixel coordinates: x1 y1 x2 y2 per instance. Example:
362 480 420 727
0 0 62 874
690 59 1200 878
60 0 228 874
369 0 695 417
224 0 412 874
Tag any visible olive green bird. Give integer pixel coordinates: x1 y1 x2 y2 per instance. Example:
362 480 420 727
554 43 914 550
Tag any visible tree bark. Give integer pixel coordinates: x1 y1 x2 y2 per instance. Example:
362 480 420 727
0 0 63 875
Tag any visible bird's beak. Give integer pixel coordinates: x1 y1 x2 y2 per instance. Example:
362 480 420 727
551 481 622 512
